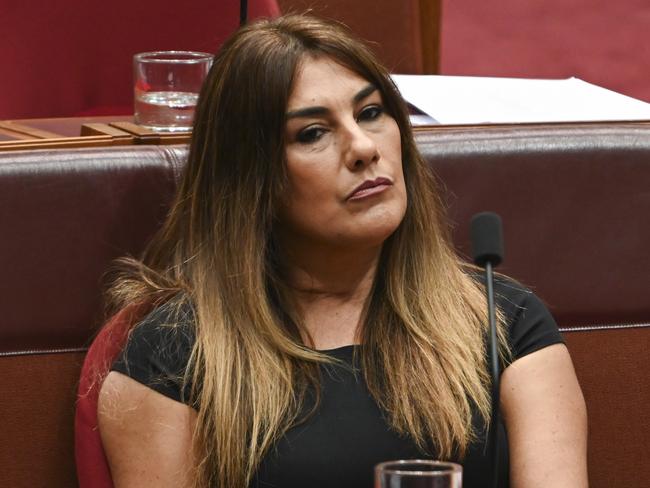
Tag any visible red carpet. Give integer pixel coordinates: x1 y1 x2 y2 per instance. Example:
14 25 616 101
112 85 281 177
439 0 650 102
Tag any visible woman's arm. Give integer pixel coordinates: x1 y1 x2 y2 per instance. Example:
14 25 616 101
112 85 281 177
98 371 197 488
501 343 588 488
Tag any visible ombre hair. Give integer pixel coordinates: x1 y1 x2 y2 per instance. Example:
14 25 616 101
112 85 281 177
107 14 508 487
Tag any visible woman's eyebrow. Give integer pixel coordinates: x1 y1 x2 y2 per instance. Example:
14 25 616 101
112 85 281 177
285 83 378 120
286 105 328 120
353 83 377 104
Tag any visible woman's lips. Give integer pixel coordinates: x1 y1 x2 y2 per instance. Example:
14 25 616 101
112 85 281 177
347 177 393 201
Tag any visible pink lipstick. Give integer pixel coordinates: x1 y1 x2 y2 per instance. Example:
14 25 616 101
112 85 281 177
347 177 393 201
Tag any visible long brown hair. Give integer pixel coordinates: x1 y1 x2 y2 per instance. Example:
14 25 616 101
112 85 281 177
108 14 508 487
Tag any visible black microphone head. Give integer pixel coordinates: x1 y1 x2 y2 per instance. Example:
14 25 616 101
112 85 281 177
470 212 504 267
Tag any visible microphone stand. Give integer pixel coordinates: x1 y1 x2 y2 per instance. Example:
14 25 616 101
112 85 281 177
470 211 504 488
485 259 500 488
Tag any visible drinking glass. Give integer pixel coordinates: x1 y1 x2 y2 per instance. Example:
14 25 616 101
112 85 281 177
133 51 213 132
375 460 462 488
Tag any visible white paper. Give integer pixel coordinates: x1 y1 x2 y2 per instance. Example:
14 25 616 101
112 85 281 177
392 75 650 125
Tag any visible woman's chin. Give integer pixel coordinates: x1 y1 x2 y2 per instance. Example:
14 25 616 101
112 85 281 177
336 218 404 249
354 204 406 244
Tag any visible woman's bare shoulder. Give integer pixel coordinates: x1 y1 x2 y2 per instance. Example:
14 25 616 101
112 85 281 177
501 344 588 488
98 371 197 487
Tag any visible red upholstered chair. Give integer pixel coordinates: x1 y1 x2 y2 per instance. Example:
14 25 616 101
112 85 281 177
75 304 152 488
1 0 279 119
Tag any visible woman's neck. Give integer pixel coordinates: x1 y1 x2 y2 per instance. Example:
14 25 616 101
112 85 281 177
279 240 382 350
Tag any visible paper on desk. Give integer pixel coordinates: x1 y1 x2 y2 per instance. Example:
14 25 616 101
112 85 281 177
391 75 650 125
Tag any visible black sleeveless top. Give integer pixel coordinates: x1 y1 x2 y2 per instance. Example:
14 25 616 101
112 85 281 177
112 277 563 487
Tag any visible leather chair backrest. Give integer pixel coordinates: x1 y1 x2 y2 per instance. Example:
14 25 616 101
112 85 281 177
417 124 650 487
0 145 185 486
0 123 648 486
418 124 649 327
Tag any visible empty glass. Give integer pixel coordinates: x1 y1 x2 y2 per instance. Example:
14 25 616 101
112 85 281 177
375 460 462 488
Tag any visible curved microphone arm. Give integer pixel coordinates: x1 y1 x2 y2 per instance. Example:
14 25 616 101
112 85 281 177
470 211 504 488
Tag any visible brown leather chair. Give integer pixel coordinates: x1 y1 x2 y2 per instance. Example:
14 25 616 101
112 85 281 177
277 0 441 74
0 146 186 486
1 123 648 486
421 124 650 487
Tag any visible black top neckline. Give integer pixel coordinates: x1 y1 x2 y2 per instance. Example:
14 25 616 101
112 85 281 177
316 344 358 353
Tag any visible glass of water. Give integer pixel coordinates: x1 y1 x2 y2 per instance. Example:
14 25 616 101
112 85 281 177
375 460 462 488
133 51 213 132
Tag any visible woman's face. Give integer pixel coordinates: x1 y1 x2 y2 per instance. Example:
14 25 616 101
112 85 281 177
280 56 407 250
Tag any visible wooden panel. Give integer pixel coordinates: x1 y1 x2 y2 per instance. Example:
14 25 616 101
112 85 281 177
419 0 441 73
80 123 134 139
0 121 62 139
0 117 191 150
11 116 134 138
108 122 191 145
0 127 35 141
278 0 441 74
0 136 117 151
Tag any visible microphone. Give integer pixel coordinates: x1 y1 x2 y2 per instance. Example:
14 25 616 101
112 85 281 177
240 0 248 26
470 211 504 488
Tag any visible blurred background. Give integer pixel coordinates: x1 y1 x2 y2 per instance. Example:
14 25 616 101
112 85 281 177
2 0 648 119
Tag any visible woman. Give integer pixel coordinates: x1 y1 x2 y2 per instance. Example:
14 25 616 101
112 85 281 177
96 14 588 488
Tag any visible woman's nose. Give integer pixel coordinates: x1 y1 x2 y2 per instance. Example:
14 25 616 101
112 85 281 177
343 122 379 170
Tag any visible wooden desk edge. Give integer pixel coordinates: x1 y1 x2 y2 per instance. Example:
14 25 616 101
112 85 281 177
0 135 118 151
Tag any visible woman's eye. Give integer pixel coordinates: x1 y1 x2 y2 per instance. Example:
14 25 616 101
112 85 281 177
358 105 384 122
297 126 326 144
